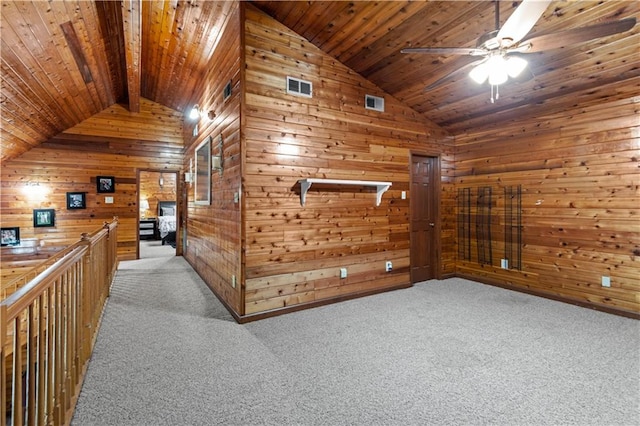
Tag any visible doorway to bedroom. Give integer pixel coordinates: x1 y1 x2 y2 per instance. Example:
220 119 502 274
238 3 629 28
138 170 178 259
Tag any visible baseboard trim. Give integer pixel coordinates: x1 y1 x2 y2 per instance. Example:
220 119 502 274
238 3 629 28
456 273 640 320
236 282 413 324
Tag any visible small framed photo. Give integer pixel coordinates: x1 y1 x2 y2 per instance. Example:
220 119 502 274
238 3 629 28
1 227 20 246
33 209 55 228
97 176 115 193
66 192 86 209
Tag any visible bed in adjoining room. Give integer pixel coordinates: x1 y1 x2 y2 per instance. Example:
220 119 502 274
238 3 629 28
157 200 176 247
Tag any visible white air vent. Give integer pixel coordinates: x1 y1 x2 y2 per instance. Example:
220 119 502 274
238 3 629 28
287 76 312 98
365 94 384 112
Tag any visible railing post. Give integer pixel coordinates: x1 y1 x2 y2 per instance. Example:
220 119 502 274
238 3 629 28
80 233 93 364
0 304 6 421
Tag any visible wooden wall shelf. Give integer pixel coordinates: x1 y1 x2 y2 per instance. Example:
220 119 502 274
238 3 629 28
298 178 392 206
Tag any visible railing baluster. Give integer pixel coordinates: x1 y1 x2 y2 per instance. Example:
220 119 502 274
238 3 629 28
12 315 23 426
27 303 36 426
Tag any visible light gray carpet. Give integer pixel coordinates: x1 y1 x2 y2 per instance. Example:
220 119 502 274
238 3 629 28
139 239 175 259
72 250 640 426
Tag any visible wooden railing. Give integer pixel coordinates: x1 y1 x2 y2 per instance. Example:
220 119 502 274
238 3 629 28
1 219 118 426
2 245 76 301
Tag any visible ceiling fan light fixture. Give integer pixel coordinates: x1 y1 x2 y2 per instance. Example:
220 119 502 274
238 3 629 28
506 55 528 78
486 55 508 86
469 62 489 84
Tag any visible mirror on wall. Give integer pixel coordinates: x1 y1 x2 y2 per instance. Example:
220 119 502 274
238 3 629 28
195 136 211 205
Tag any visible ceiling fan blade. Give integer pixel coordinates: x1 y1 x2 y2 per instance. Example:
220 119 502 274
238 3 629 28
521 17 637 53
401 47 487 56
497 0 552 47
425 58 487 91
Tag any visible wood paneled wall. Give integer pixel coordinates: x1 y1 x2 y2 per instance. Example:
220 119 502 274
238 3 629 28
454 97 639 315
182 2 243 315
0 98 183 270
241 4 454 317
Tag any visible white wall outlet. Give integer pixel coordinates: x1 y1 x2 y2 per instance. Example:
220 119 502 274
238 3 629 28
340 268 347 279
401 191 406 200
501 259 509 269
385 261 392 272
601 276 611 288
105 196 114 204
231 275 237 288
234 192 239 203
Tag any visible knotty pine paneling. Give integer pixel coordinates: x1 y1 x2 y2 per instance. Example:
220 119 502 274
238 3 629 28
454 97 640 315
0 98 183 273
182 2 243 315
242 4 454 317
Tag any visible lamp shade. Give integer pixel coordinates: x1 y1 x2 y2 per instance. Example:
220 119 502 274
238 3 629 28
140 199 150 210
189 105 200 120
506 56 528 78
469 61 489 84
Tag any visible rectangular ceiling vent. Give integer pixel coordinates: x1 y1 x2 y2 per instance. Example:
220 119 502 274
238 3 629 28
365 94 384 112
287 76 312 98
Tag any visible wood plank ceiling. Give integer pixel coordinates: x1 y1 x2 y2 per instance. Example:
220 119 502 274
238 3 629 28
1 1 638 163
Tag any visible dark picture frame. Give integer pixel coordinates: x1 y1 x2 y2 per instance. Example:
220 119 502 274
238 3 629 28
33 209 55 228
0 227 20 246
66 192 87 209
97 176 115 193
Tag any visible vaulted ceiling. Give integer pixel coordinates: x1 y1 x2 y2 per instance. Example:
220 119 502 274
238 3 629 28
1 1 638 164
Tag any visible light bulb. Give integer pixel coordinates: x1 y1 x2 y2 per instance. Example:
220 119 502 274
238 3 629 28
506 56 528 78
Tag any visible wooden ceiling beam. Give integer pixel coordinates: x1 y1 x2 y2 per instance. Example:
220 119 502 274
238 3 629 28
122 0 141 113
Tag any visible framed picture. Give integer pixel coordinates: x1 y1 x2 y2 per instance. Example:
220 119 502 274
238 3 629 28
0 227 20 246
66 192 86 209
97 176 115 193
33 208 55 228
194 136 211 205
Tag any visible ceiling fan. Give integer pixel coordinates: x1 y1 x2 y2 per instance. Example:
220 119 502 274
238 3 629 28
401 0 637 102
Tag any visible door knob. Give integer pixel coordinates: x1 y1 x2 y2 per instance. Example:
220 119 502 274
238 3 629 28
429 223 435 227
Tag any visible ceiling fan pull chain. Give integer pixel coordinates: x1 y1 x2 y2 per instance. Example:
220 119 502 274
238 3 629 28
490 84 500 103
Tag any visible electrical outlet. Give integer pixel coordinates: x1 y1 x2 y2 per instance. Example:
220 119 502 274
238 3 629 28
234 192 239 203
385 261 392 272
231 275 237 288
401 191 406 200
501 259 509 269
601 276 611 288
105 196 114 204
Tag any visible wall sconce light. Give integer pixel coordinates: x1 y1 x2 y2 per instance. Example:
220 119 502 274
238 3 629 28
140 199 150 218
189 104 201 120
212 135 224 176
22 181 49 201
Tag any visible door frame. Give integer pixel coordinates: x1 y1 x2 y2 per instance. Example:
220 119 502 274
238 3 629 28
409 151 442 283
136 168 182 259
